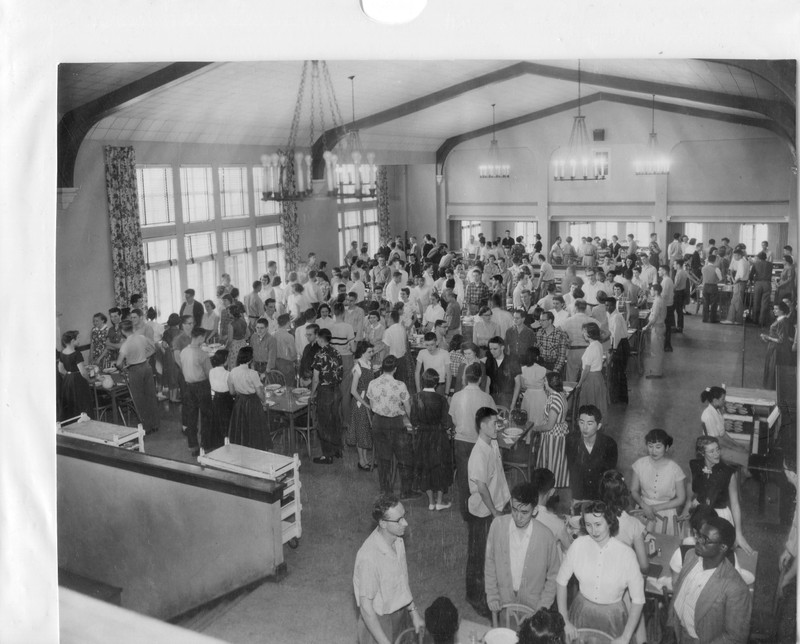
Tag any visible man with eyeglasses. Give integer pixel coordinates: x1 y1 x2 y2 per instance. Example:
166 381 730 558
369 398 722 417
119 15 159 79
353 494 424 644
667 515 752 644
484 482 560 620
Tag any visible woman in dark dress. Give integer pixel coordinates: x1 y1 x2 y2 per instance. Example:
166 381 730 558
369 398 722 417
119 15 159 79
208 349 233 452
347 341 376 470
411 368 454 511
160 313 182 402
680 435 754 554
227 346 272 451
761 301 794 389
58 330 94 420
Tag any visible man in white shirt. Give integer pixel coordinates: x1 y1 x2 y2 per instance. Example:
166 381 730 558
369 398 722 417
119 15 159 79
294 308 316 357
605 296 629 404
667 232 684 274
512 269 533 310
385 271 404 305
490 293 514 339
561 299 593 381
414 332 450 395
382 310 408 382
722 248 751 325
409 275 432 318
485 481 560 616
466 406 510 617
345 292 366 341
640 256 658 286
658 265 675 351
551 296 570 328
349 269 367 303
668 516 752 644
244 280 265 334
581 268 600 307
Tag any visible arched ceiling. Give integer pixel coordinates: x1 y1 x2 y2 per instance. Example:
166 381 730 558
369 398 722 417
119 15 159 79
57 59 796 188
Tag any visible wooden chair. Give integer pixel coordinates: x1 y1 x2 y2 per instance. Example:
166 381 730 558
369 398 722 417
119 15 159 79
393 626 425 644
491 602 535 630
294 400 316 459
263 370 286 387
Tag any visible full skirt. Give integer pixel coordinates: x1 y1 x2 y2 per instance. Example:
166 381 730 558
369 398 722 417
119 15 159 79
229 393 272 451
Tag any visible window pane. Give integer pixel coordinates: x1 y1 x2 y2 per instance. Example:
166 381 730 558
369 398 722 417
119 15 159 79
144 238 177 266
219 166 249 219
145 264 180 322
256 224 285 277
252 168 280 216
184 232 216 262
225 253 251 291
569 223 591 242
684 223 704 244
595 222 618 240
185 260 217 303
136 166 175 226
223 228 250 254
180 166 214 223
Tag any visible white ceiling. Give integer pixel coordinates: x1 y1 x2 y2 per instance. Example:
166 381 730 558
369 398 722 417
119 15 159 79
57 59 792 153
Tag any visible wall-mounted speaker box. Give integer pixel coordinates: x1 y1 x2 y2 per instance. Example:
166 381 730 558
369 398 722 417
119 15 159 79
593 129 605 142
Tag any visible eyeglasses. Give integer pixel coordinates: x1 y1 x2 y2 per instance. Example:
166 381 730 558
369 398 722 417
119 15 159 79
381 515 407 524
695 533 722 545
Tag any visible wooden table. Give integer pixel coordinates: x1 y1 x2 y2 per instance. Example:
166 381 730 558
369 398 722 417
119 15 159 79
57 418 144 452
266 388 310 454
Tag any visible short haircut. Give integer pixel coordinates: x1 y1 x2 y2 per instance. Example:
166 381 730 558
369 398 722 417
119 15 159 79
421 368 440 389
130 308 143 318
277 313 291 326
644 428 673 448
423 332 437 342
475 406 497 431
236 346 253 365
705 515 736 549
695 435 720 459
488 336 505 347
371 494 401 523
573 299 587 312
191 327 206 339
581 500 619 536
256 318 268 327
306 323 320 334
184 288 195 296
381 355 398 373
511 482 539 506
578 404 602 422
108 307 121 315
317 328 332 341
582 322 601 341
464 362 483 383
332 302 345 316
211 349 229 368
61 330 79 347
424 596 459 642
531 468 555 495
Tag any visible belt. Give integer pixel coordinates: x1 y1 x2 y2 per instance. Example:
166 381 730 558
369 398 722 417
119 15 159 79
569 345 588 350
248 315 259 318
128 361 147 367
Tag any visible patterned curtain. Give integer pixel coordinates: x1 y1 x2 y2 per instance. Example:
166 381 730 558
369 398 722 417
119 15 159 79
280 157 300 272
377 165 391 242
104 146 147 308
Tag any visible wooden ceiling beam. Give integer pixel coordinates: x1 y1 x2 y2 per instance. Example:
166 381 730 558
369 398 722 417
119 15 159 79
58 62 214 188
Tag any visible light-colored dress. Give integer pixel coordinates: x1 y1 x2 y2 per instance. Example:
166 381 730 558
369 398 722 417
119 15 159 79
578 341 608 420
535 391 570 487
631 456 686 534
519 363 548 425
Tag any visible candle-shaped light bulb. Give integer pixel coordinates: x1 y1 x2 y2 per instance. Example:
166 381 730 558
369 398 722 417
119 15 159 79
295 152 305 193
304 154 312 193
323 151 334 191
260 154 269 167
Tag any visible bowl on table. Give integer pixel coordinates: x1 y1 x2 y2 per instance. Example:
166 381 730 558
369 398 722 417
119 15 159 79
483 628 518 644
292 387 310 395
502 426 524 441
265 384 282 391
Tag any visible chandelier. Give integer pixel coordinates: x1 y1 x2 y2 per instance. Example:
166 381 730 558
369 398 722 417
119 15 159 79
479 103 510 179
327 75 377 199
553 61 606 182
634 95 670 175
261 60 344 202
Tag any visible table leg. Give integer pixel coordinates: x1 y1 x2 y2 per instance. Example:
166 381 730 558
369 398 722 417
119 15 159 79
289 413 296 454
111 390 121 425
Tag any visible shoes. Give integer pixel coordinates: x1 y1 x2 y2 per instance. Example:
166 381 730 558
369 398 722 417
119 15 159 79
400 490 423 501
313 456 334 464
664 347 673 352
156 392 168 401
428 504 436 511
720 320 734 325
357 463 372 472
645 374 663 379
435 502 452 511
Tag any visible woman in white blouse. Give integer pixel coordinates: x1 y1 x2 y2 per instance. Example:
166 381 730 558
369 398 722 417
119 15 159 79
228 346 272 451
699 385 750 472
422 294 445 332
577 322 608 420
556 501 645 644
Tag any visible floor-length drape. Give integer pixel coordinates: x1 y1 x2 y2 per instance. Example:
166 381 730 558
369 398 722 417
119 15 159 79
104 146 147 308
377 165 391 242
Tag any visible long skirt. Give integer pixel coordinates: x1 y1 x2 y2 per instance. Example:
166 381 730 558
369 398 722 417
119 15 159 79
61 372 94 420
413 427 453 494
521 388 547 426
535 429 569 488
229 393 272 451
227 338 248 370
646 323 665 377
608 339 629 404
578 371 608 420
569 593 627 639
210 390 234 451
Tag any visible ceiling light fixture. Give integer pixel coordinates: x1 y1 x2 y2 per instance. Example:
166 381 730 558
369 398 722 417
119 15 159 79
634 94 670 176
479 103 510 179
261 60 343 202
553 61 606 182
328 75 377 199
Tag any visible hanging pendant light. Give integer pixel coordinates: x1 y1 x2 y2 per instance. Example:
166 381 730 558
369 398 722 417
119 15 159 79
634 95 670 175
479 103 510 179
331 75 377 199
553 61 606 182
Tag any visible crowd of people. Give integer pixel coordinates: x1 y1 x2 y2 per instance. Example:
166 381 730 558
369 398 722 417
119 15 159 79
55 227 797 643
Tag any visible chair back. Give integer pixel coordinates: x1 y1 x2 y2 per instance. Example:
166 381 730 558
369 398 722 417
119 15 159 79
491 603 534 630
264 370 286 387
393 626 425 644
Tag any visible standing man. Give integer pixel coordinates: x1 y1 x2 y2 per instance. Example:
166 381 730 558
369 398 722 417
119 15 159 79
345 292 366 341
561 300 593 381
179 326 213 456
244 280 265 334
489 293 514 339
464 269 490 316
116 320 160 437
484 337 520 409
535 312 569 374
626 233 639 261
534 254 555 301
298 323 320 386
172 315 195 432
353 494 424 644
367 356 418 499
415 332 451 395
668 232 684 274
450 364 497 519
273 313 297 386
382 310 409 385
249 318 276 376
606 296 629 404
501 229 515 254
505 308 536 359
673 259 689 333
371 256 391 289
565 405 617 502
180 289 204 327
667 516 752 644
750 251 773 327
701 254 723 324
330 302 356 431
104 307 124 366
484 482 560 616
310 328 344 465
466 406 511 617
649 232 662 268
722 248 750 325
659 265 675 351
442 290 462 345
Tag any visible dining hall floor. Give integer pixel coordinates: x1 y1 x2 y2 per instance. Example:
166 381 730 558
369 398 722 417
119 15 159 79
139 312 797 643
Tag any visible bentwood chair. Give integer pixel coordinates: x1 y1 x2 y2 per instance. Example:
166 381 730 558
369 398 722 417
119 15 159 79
263 370 287 387
491 603 535 630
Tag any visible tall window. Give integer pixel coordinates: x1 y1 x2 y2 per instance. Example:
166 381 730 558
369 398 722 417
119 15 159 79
568 223 591 242
740 224 768 255
143 239 180 320
180 166 214 222
684 223 704 244
595 222 619 241
625 222 651 245
252 167 281 217
136 166 174 226
184 232 217 302
223 228 252 290
256 224 285 277
513 222 538 245
218 166 249 219
460 221 482 251
337 204 379 264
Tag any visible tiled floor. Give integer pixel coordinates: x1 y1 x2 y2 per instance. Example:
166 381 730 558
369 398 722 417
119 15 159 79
144 313 796 643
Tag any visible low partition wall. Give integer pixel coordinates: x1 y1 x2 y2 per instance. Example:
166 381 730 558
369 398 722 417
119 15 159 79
57 436 285 620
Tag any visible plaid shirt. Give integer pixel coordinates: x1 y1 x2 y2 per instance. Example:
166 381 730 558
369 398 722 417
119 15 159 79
449 350 467 378
464 280 490 314
535 326 569 372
